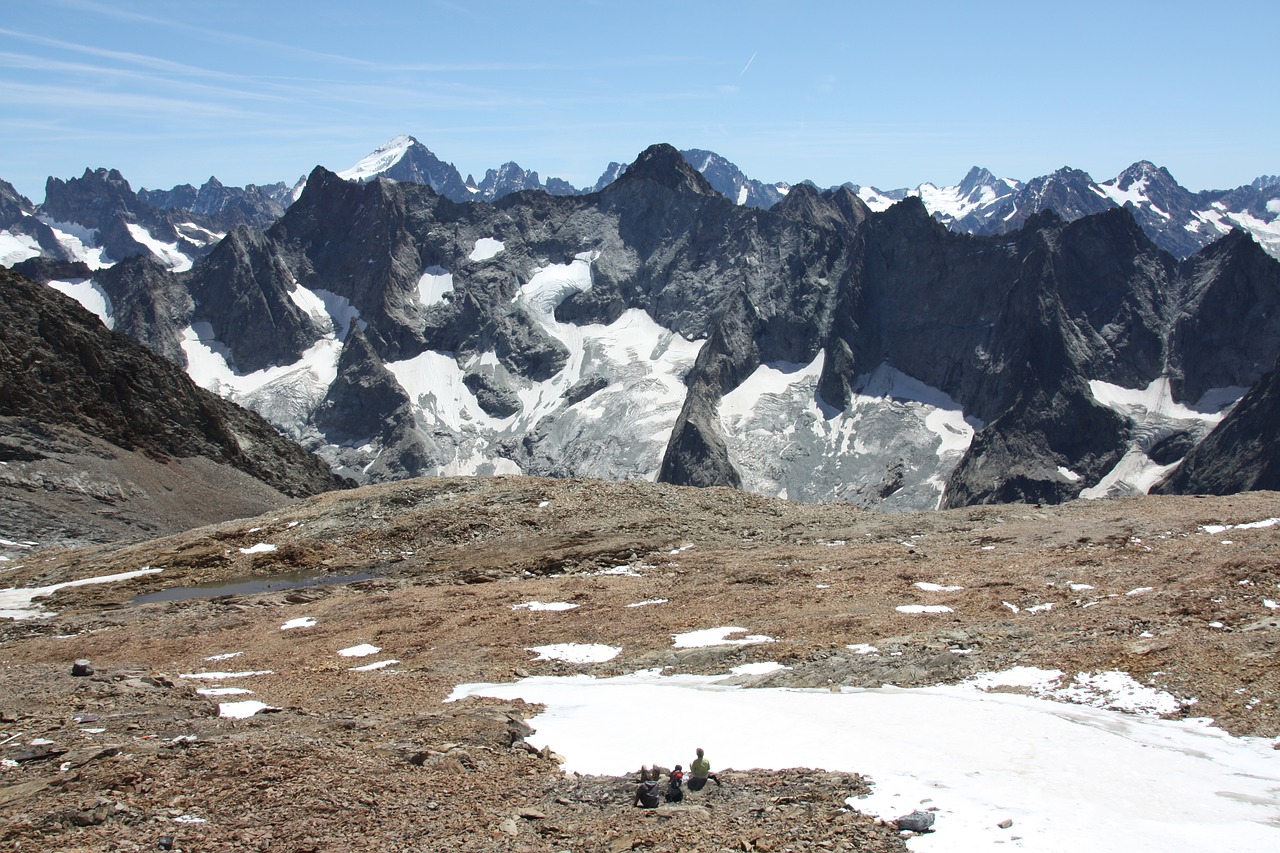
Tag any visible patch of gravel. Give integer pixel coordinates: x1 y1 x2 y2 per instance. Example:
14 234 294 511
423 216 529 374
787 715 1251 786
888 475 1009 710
2 477 1279 849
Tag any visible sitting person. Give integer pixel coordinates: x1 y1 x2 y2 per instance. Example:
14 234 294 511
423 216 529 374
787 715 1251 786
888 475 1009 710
665 764 684 803
634 766 661 808
687 747 721 790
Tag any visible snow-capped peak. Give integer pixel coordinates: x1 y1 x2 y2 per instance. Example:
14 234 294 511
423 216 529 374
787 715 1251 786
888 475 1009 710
338 135 419 183
906 167 1019 223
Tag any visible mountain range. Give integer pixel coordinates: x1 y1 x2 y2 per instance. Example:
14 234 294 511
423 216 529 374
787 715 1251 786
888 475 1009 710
2 139 1279 514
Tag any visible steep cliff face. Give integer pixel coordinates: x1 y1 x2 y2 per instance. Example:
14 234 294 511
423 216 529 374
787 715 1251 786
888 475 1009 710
94 253 195 366
185 225 329 373
1153 356 1280 495
1168 232 1280 404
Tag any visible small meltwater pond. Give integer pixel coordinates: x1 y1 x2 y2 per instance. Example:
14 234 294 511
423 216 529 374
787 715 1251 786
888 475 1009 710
131 570 373 604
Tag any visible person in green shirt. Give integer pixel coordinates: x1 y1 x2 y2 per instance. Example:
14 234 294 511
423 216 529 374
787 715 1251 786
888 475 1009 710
687 747 721 791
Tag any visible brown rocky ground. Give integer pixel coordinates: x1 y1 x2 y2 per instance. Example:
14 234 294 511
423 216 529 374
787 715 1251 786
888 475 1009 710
2 476 1278 851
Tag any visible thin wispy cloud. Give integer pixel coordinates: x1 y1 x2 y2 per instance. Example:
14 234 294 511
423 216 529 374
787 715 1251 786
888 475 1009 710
0 27 247 82
0 50 293 107
0 81 270 122
2 0 1269 199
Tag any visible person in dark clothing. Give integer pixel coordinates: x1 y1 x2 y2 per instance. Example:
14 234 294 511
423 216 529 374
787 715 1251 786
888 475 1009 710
687 747 721 791
665 764 684 803
634 766 661 808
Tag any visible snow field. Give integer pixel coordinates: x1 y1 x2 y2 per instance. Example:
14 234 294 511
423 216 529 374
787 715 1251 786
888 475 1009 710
385 249 703 479
337 134 414 182
180 322 343 423
0 567 163 620
528 644 621 663
16 559 1278 848
416 266 453 306
468 237 504 261
45 278 114 328
672 627 775 648
0 230 41 265
719 358 981 507
123 223 192 272
452 669 1280 852
1082 376 1241 499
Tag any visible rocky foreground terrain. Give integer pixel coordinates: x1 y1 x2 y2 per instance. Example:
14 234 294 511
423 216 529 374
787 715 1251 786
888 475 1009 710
1 476 1278 851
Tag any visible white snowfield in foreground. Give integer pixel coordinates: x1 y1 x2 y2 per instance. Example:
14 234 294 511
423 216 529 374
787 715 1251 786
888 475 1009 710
238 543 277 555
512 601 579 611
452 670 1280 852
218 700 276 719
528 643 621 663
336 643 380 658
1202 517 1280 535
671 626 775 648
0 567 163 620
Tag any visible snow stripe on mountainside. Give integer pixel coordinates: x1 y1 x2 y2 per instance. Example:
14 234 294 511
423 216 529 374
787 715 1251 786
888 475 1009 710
46 278 113 328
124 223 193 272
382 250 704 481
0 231 40 266
181 323 343 432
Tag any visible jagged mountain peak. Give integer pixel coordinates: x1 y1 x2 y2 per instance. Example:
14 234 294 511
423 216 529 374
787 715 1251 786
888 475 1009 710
1190 225 1268 263
773 182 871 229
1043 165 1096 183
83 166 131 186
46 166 136 199
475 161 544 198
614 144 719 197
590 162 627 193
1111 160 1178 190
338 135 421 181
0 178 35 218
957 166 999 193
297 165 350 200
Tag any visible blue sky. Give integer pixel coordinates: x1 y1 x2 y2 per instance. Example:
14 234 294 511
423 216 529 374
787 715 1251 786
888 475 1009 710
2 0 1275 201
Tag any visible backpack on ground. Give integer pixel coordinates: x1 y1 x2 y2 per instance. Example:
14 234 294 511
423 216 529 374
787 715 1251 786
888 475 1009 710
665 772 684 803
636 780 660 809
